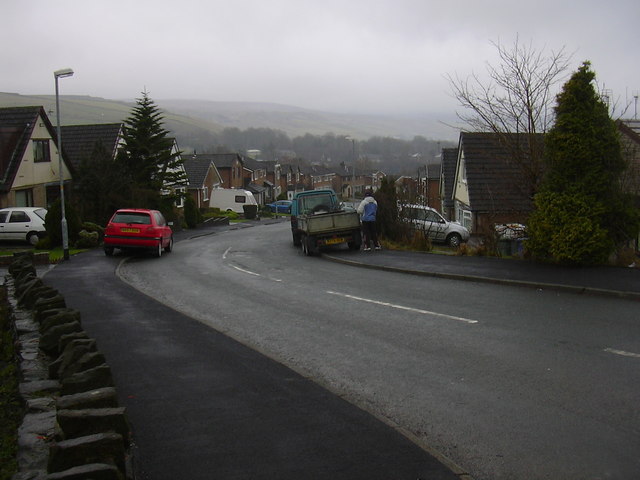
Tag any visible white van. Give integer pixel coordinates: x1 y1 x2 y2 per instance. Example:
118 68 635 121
209 188 258 214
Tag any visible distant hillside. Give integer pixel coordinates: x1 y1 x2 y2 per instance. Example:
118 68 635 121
158 99 458 141
0 92 224 150
0 92 458 152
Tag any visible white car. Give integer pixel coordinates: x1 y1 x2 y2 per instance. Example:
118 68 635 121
0 207 48 245
400 204 470 247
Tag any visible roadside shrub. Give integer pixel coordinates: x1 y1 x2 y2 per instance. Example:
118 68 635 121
35 236 52 250
224 211 240 221
44 199 82 247
75 230 100 249
260 207 274 218
80 222 104 240
183 195 202 229
527 191 612 265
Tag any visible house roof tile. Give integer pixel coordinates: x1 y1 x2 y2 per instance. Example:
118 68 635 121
191 153 243 168
183 156 215 188
460 132 543 213
441 147 458 208
60 123 122 172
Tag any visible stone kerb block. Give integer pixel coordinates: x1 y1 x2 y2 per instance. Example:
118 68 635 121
56 387 119 411
58 351 107 380
40 310 82 335
36 307 76 326
46 462 124 480
8 252 36 276
49 339 97 379
57 331 90 354
47 432 125 475
20 285 58 310
61 365 114 396
39 321 83 356
34 294 67 318
56 408 130 445
15 276 44 303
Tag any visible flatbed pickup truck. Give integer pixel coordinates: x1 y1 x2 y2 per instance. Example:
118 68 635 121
291 189 362 255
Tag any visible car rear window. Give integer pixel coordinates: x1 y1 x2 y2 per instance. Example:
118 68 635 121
34 208 47 221
112 212 152 225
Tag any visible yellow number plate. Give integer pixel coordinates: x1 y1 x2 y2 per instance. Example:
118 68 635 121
325 237 345 245
121 228 140 233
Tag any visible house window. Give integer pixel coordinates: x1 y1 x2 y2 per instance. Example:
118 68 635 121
202 186 209 202
462 210 472 231
15 189 34 207
175 187 185 208
33 140 50 163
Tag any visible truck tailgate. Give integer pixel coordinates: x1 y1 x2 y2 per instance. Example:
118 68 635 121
301 212 360 235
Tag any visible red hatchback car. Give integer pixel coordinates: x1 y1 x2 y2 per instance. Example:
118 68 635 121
104 209 173 257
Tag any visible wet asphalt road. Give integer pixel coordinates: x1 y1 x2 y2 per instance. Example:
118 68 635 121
42 246 462 480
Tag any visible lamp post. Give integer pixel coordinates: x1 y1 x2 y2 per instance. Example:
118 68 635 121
346 136 356 203
54 68 74 261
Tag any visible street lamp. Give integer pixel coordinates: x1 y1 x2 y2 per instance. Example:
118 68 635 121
54 68 74 261
346 136 356 202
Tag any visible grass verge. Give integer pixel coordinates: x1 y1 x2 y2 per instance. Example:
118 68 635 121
0 286 22 480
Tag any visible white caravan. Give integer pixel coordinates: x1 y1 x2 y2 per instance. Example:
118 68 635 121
209 188 258 214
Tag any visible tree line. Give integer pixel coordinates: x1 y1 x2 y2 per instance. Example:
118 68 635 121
196 127 453 175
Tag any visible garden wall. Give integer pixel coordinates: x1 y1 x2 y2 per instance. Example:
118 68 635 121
6 253 133 480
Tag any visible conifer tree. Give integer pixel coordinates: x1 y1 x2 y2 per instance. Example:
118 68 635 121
116 91 187 207
527 62 639 265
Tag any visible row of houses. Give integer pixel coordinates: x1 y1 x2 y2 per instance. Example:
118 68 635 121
2 105 638 243
0 106 389 216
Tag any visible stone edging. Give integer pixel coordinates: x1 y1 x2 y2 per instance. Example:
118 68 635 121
7 253 133 480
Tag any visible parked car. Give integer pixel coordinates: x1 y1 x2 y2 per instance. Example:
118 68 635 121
0 207 47 245
104 208 173 257
266 200 292 214
400 204 470 247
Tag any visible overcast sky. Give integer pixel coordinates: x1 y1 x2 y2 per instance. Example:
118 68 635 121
2 0 639 118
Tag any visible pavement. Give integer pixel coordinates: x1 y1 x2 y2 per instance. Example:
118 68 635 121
323 244 640 301
237 216 640 300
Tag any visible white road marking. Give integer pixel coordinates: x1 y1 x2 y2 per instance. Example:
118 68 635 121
231 265 261 277
224 247 282 281
326 291 478 324
604 348 640 359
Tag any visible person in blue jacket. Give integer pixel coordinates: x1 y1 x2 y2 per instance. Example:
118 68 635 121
357 190 382 251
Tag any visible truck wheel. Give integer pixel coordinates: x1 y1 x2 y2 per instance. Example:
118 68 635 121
303 236 316 256
292 232 302 246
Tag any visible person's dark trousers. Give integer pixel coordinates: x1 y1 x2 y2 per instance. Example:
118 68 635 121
361 221 379 249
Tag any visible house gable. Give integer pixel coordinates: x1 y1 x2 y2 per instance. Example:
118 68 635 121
0 106 72 207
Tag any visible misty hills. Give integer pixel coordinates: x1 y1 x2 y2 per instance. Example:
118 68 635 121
0 92 458 153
